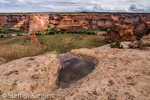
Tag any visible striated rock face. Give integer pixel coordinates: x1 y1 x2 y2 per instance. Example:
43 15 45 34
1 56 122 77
56 16 90 31
136 16 150 36
27 16 45 43
0 14 49 44
0 54 60 100
113 14 143 27
1 13 149 32
0 16 7 28
0 57 7 65
54 14 120 31
0 15 23 28
105 22 137 43
1 44 150 100
135 23 148 37
12 14 49 32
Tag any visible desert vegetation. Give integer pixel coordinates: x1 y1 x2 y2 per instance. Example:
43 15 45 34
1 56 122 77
37 34 107 53
99 27 109 31
0 32 107 61
0 26 109 61
0 36 46 61
0 28 27 39
44 28 98 35
0 28 25 34
110 40 123 49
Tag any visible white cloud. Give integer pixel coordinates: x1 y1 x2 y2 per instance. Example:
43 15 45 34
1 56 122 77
0 0 10 3
17 0 25 3
0 0 149 12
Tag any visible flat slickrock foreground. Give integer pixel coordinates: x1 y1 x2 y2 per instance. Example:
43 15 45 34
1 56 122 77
0 54 60 100
0 44 150 100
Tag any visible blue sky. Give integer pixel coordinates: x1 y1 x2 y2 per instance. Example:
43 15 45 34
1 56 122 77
0 0 150 13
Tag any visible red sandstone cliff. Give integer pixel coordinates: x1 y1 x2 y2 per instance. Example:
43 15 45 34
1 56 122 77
0 13 150 34
136 16 150 36
50 14 120 31
0 15 23 28
27 16 45 43
105 22 137 43
113 14 143 27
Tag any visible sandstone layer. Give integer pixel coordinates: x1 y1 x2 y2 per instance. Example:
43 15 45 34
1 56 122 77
0 54 60 100
27 16 45 43
113 14 143 27
0 13 149 32
0 44 150 100
105 22 137 43
136 16 150 36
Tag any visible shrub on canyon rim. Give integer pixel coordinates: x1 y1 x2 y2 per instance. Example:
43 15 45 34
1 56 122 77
48 31 55 35
35 33 41 36
110 40 123 49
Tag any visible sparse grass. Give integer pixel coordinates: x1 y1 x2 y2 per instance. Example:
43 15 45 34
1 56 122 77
37 34 107 53
0 37 12 41
0 36 46 61
0 34 107 61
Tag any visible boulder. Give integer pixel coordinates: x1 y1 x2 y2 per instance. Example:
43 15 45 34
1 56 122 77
128 41 140 48
105 22 137 43
140 34 150 49
128 34 150 49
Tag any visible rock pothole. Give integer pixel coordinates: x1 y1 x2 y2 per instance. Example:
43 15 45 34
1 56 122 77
58 53 97 89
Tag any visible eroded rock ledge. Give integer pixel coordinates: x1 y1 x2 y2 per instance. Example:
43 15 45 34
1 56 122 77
0 45 150 100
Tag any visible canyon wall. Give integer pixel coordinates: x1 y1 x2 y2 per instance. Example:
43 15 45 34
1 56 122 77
0 13 149 32
0 13 150 39
113 14 143 27
136 16 150 36
0 15 22 28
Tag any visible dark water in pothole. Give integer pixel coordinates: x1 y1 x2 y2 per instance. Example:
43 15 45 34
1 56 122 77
58 53 97 89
